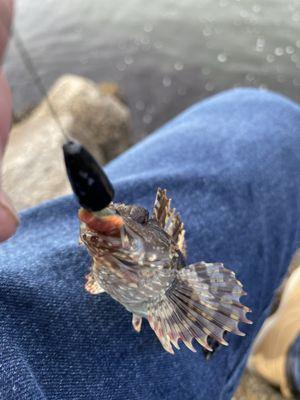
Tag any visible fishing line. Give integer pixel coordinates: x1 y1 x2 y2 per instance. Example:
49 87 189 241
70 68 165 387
0 4 70 141
12 30 70 140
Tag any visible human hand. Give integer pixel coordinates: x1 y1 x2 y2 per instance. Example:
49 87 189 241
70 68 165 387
0 0 18 242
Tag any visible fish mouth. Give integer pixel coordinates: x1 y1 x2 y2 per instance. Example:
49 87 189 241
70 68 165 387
78 208 124 236
79 208 146 273
79 209 167 276
79 208 146 263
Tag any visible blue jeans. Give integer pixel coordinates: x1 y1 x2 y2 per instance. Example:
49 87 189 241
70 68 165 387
1 89 300 400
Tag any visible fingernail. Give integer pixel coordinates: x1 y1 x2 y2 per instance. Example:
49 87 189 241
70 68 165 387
0 191 19 241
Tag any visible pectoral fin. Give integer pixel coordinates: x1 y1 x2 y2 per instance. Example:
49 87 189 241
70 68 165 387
85 271 105 295
132 314 142 333
147 262 252 354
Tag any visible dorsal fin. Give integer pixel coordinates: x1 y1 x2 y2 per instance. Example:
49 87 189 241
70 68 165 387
152 188 186 257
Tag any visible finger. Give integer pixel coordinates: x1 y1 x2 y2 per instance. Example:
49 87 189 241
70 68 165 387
0 0 18 241
0 191 18 241
0 0 13 61
0 70 18 241
0 69 11 152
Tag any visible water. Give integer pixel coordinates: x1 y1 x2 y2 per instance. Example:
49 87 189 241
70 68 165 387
4 0 300 140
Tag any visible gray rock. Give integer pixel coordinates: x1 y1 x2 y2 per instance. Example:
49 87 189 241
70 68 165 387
3 74 132 211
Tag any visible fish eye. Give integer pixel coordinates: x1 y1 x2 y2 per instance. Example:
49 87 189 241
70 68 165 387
90 236 97 243
129 206 149 224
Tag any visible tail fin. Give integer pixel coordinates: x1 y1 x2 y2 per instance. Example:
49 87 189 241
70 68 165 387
147 262 252 354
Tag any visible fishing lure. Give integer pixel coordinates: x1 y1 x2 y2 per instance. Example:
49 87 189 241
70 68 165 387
63 140 252 354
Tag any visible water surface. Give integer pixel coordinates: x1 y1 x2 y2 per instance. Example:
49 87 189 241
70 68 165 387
4 0 300 139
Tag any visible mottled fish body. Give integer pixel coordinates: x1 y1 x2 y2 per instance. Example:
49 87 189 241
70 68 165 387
79 188 252 354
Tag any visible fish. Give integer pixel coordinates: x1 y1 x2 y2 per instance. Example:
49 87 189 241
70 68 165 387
78 187 252 354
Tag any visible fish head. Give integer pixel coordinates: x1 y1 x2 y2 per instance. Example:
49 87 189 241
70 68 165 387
78 203 169 269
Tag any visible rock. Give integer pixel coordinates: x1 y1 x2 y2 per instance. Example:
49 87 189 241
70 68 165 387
3 75 132 211
233 369 284 400
98 82 125 104
233 252 300 400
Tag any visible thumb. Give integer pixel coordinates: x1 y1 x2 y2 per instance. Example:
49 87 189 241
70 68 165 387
0 190 18 241
0 0 17 242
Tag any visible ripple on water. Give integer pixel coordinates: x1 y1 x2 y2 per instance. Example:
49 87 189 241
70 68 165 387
5 0 300 137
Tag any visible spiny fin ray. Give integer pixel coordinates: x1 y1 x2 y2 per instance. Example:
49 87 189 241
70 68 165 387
147 262 251 353
152 188 186 257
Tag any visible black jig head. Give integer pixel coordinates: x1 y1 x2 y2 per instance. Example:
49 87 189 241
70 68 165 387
63 139 115 212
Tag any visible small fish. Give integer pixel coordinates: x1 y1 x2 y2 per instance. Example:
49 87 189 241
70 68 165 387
62 140 251 354
79 188 252 354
